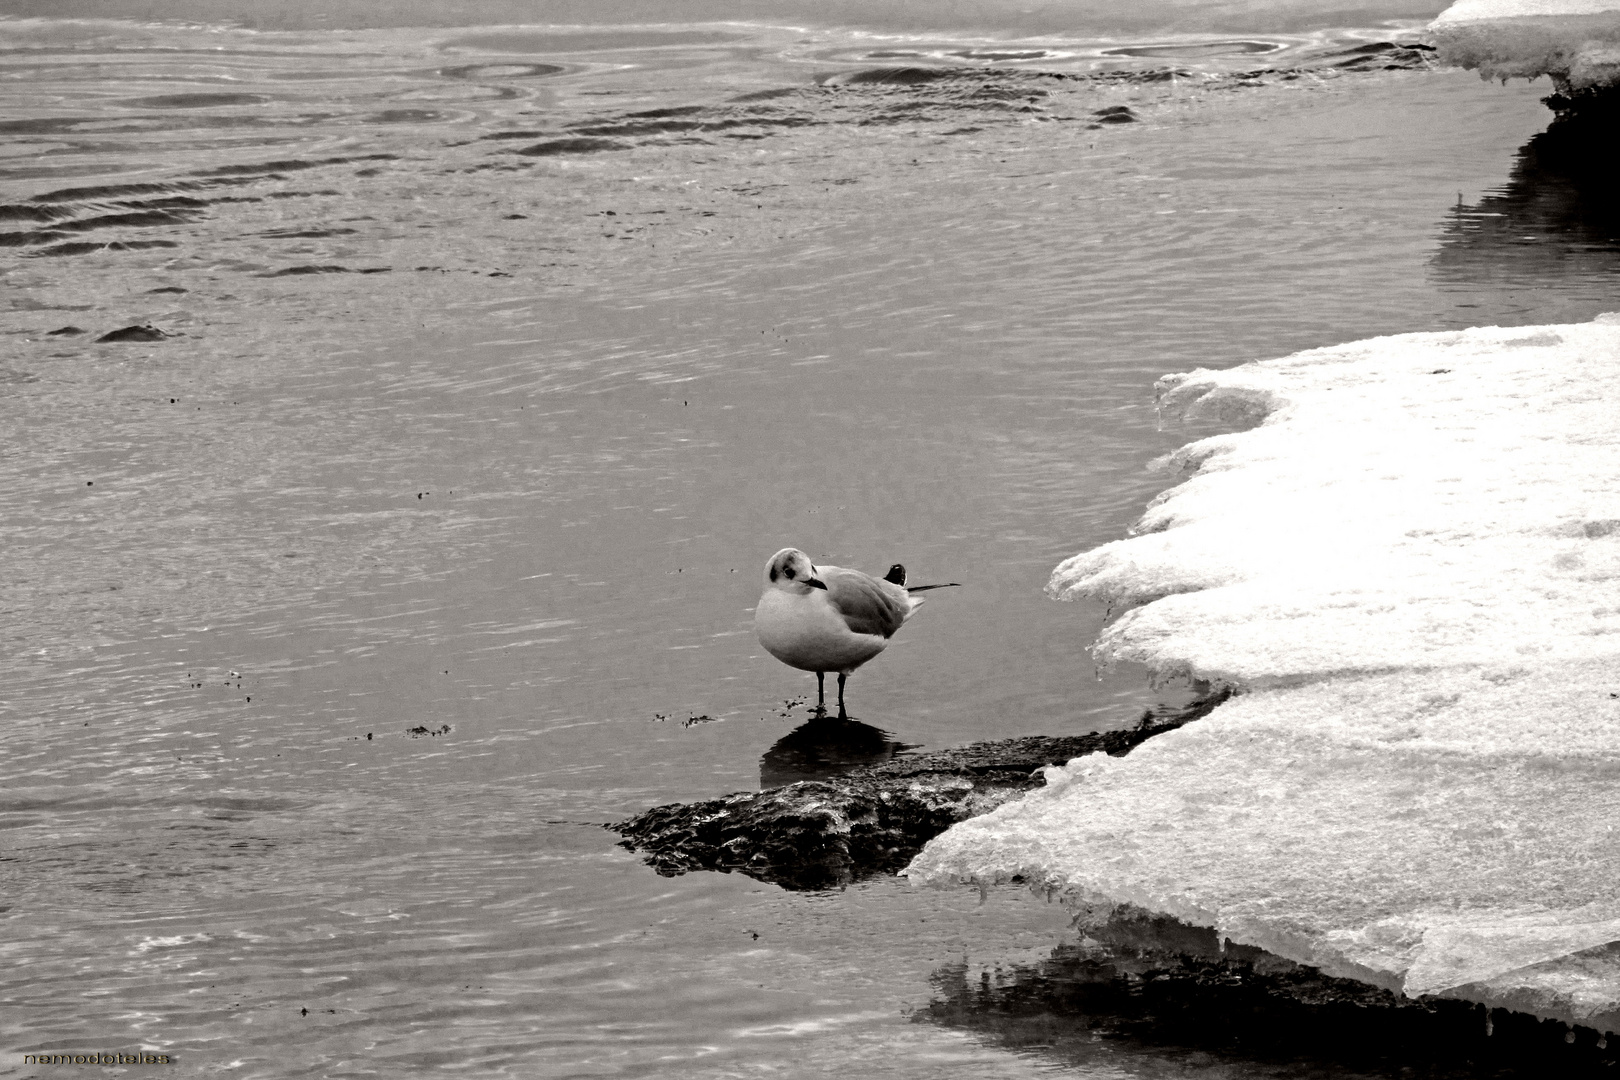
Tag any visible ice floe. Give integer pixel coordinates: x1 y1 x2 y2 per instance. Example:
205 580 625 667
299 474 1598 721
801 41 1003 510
1431 0 1620 92
908 316 1620 1032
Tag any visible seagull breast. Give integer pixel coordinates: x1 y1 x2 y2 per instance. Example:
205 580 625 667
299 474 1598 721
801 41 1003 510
756 565 918 675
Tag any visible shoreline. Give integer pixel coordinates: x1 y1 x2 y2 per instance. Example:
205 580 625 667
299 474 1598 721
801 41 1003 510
611 692 1227 889
909 316 1620 1037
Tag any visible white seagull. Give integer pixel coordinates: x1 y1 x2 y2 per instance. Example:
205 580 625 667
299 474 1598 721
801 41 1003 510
755 547 957 717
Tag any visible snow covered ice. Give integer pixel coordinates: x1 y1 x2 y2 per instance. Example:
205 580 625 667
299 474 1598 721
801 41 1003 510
907 316 1620 1033
1431 0 1620 93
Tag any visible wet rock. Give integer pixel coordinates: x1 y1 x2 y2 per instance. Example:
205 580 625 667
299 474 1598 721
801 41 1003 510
611 694 1227 890
1542 85 1620 128
47 325 86 336
96 324 170 342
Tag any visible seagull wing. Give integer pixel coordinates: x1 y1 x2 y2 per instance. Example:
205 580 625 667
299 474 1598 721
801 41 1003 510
819 566 912 639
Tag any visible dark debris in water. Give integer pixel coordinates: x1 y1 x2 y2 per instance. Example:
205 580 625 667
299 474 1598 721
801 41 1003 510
1103 40 1280 59
652 712 723 727
1331 40 1438 70
0 155 403 264
258 264 391 277
259 265 352 277
96 324 170 343
515 137 630 157
127 92 271 109
190 153 398 178
509 46 1439 166
728 87 799 103
27 177 256 204
612 692 1229 890
0 203 75 223
478 129 551 141
259 227 358 239
29 239 181 258
0 47 1441 270
439 62 565 81
406 724 451 738
826 67 958 86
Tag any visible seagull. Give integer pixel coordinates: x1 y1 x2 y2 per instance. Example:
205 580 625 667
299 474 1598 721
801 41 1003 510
755 547 958 718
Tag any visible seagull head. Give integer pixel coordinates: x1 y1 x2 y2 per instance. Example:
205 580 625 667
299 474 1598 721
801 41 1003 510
764 547 827 592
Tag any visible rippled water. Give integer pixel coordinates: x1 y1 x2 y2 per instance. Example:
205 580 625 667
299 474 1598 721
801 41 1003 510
3 9 1616 1078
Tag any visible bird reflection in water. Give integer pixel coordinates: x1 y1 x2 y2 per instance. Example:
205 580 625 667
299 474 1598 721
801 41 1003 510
759 715 918 788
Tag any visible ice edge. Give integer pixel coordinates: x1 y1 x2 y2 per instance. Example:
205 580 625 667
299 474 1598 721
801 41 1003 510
908 315 1620 1034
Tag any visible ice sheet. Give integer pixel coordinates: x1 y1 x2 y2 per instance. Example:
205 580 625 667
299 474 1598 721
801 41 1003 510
1431 0 1620 90
908 316 1620 1032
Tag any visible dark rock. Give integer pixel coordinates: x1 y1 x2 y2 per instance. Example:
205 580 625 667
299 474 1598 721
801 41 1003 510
96 324 169 343
611 693 1228 890
1543 84 1620 130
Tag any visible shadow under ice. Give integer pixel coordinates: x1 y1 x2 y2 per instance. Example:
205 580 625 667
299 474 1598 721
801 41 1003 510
1433 109 1620 318
924 910 1619 1079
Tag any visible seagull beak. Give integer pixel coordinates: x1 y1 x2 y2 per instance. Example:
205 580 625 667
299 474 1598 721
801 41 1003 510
805 576 828 591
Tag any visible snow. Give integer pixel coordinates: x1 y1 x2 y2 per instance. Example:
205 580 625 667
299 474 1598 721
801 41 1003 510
907 316 1620 1033
1049 319 1620 689
1431 0 1620 91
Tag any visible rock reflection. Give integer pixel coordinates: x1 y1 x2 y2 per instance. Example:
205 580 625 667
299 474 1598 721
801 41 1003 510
1434 114 1620 302
923 911 1619 1078
759 716 916 788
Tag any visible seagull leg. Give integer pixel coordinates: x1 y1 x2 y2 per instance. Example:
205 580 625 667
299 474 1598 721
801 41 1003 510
836 672 848 719
814 671 826 716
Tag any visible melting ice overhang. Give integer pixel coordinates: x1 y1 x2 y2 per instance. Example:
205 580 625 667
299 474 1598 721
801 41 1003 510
1431 0 1620 92
906 316 1620 1034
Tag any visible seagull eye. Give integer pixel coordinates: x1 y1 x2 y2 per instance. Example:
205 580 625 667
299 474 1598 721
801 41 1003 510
783 566 796 579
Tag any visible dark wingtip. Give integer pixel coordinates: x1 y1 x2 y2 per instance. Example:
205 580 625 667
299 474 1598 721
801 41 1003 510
883 563 906 586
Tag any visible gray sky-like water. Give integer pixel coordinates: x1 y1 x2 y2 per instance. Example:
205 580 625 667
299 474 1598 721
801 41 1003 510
3 9 1607 1077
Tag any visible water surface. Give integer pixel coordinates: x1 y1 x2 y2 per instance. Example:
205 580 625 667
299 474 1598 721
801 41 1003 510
3 10 1614 1078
